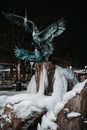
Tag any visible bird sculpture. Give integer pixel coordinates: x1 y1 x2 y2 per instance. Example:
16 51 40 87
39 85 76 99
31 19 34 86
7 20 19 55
2 10 66 63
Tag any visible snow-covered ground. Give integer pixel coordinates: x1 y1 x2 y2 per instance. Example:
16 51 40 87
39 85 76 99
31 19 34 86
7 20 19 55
0 65 87 130
0 90 26 96
74 69 87 74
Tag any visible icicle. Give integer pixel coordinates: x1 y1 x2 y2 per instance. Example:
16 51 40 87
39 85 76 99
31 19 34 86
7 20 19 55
27 75 37 94
30 62 34 77
52 67 67 101
38 64 48 95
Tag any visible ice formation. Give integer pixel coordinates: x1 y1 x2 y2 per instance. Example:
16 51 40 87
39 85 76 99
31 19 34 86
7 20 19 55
0 65 86 130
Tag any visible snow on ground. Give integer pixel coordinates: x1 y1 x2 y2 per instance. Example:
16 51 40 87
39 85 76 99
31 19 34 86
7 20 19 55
84 120 87 123
0 95 8 106
0 65 87 130
74 69 86 74
0 90 26 96
0 95 8 116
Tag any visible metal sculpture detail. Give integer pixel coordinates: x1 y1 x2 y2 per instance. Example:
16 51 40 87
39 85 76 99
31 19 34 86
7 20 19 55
3 11 65 62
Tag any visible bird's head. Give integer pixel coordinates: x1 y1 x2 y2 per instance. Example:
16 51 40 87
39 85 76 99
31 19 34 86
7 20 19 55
24 9 28 27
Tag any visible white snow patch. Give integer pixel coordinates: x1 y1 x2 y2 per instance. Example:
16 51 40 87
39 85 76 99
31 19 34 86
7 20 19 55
64 107 70 112
67 111 81 118
37 111 58 130
6 93 36 104
84 120 87 123
14 99 42 119
63 91 76 103
54 102 65 115
2 114 12 123
74 69 86 74
0 95 8 106
0 95 8 116
6 104 13 109
73 79 87 93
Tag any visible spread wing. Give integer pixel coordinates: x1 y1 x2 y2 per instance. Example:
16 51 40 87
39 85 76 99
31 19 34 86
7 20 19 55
2 12 31 32
14 47 36 62
39 18 66 41
2 12 25 26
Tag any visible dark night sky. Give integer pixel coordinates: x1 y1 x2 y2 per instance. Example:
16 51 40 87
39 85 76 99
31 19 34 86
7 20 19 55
0 0 87 67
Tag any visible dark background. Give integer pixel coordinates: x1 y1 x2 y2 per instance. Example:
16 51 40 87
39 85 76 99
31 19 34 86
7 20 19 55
0 0 87 68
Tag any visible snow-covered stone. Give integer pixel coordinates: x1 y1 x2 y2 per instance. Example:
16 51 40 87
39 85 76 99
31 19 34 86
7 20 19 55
0 62 87 130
